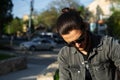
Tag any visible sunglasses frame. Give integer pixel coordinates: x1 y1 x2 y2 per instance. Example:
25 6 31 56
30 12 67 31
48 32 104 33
67 33 85 46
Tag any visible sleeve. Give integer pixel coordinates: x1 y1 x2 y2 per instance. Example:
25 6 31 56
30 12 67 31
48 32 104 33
58 47 71 80
108 37 120 71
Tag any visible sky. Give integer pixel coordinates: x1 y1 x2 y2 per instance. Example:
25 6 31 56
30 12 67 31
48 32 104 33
12 0 93 18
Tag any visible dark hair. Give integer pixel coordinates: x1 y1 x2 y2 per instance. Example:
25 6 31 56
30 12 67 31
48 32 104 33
61 7 70 13
56 8 86 35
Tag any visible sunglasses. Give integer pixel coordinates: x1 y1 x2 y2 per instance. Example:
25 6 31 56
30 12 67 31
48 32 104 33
67 33 85 46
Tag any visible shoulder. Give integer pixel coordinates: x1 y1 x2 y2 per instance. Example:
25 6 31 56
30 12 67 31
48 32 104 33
102 35 115 42
58 46 76 58
101 35 120 45
57 46 70 63
58 45 77 54
58 46 70 57
102 35 113 41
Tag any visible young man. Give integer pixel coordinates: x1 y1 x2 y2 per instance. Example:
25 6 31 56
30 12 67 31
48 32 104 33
56 8 120 80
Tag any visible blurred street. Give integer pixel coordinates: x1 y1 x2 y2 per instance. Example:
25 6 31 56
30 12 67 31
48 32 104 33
0 44 64 80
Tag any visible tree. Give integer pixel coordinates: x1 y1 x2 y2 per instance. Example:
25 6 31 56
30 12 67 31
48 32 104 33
96 5 104 20
37 7 59 31
36 0 89 32
49 0 80 12
109 0 120 11
78 6 92 21
4 17 23 35
0 0 13 37
107 11 120 39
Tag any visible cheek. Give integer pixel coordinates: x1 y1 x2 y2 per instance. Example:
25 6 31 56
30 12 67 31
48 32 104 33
81 42 86 48
75 42 85 48
81 38 87 47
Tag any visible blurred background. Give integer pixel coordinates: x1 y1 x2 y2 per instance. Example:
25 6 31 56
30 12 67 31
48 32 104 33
0 0 120 50
0 0 120 80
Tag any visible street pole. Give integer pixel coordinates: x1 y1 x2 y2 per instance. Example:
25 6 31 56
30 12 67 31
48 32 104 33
28 0 34 40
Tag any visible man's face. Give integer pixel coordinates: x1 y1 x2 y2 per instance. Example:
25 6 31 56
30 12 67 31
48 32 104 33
61 29 87 51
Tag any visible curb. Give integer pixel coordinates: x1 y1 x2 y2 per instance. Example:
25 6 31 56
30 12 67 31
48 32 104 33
37 61 58 80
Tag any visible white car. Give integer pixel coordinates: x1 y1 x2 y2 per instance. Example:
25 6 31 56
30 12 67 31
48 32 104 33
19 38 56 51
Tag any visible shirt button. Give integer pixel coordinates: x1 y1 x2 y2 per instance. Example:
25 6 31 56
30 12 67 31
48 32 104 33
78 71 80 73
82 62 84 64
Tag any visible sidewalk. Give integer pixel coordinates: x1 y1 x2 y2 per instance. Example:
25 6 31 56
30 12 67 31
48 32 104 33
0 45 61 80
0 64 47 80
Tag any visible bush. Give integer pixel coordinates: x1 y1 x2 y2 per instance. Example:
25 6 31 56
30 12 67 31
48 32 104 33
0 54 15 60
0 45 13 50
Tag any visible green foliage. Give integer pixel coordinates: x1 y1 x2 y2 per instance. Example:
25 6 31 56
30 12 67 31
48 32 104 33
0 54 15 60
54 69 59 80
24 19 35 33
78 6 92 21
0 0 13 35
37 7 59 30
107 11 120 39
36 0 88 31
4 17 23 35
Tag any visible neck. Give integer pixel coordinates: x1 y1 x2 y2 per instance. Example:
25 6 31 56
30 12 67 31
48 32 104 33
81 50 88 55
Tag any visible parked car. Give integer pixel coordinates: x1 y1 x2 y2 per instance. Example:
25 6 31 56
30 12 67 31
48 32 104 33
19 38 56 51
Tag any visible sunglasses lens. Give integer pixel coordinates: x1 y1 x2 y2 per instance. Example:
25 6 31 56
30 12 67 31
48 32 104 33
76 37 85 43
67 34 85 46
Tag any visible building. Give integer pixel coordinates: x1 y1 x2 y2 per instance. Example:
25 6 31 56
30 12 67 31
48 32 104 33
87 0 119 19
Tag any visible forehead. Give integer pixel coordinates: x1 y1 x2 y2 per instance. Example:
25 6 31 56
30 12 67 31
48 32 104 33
61 29 82 43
